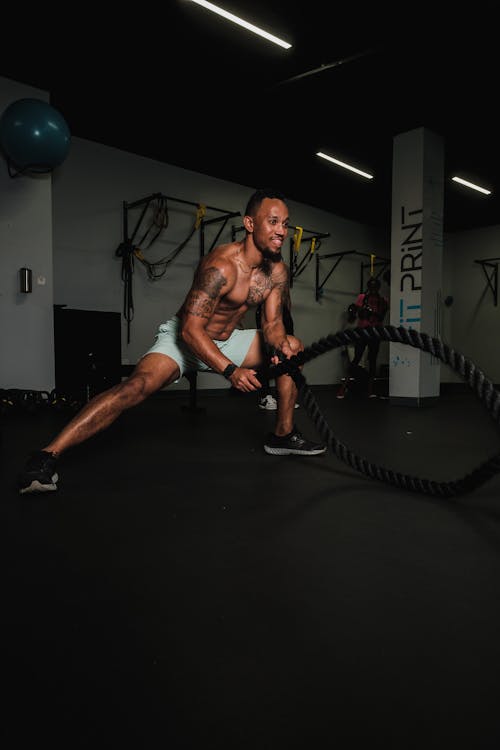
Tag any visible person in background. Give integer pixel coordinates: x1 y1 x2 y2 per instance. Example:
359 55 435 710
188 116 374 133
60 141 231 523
338 276 388 398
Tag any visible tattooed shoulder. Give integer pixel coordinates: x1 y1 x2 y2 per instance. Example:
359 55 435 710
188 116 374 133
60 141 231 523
183 263 229 319
193 264 228 298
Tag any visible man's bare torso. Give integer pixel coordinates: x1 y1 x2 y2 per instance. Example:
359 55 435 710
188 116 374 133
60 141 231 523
178 241 287 340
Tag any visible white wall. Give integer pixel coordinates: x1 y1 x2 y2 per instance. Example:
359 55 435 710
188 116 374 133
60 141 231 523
445 225 500 384
0 77 55 392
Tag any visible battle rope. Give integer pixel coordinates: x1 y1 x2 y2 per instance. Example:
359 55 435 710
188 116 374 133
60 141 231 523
267 325 500 498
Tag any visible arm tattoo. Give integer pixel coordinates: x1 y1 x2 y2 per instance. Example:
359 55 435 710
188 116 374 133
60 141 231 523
184 266 227 318
276 279 288 315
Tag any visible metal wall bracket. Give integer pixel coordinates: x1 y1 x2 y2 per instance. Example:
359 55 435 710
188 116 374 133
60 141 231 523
289 229 330 287
474 257 500 306
315 250 390 301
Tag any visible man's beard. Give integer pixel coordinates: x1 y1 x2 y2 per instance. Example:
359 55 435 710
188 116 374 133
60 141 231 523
261 249 282 265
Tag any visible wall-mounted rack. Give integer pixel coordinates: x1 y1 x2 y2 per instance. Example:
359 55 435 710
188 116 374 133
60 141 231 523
474 257 500 306
315 250 390 301
289 228 330 287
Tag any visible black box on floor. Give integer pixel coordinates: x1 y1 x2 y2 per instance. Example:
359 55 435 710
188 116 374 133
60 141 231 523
53 306 122 403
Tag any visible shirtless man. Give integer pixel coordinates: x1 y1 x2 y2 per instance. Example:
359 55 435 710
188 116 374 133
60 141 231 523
18 188 326 494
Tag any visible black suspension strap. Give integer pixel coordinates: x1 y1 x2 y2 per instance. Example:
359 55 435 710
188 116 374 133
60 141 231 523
292 236 320 280
133 204 206 280
137 196 169 250
115 240 135 343
268 325 500 498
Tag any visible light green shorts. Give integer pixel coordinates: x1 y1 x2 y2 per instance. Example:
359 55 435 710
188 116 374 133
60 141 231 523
144 315 258 377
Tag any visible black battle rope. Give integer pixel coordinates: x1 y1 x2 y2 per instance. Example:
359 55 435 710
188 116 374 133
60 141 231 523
267 325 500 498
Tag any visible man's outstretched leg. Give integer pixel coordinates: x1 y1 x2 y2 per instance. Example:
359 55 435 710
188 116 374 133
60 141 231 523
18 354 179 494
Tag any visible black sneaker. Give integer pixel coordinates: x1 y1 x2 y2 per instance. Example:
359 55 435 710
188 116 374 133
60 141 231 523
18 451 59 494
264 428 327 456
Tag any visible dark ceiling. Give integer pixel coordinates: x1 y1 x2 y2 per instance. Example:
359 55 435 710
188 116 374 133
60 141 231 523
2 1 499 233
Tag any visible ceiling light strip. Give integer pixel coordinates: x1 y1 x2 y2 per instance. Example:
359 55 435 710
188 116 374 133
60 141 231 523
185 0 292 49
316 151 374 180
451 176 491 195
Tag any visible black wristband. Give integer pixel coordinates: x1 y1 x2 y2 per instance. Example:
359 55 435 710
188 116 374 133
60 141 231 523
222 363 237 379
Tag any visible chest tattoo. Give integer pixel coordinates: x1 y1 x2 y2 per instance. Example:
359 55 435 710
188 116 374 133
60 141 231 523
247 275 273 306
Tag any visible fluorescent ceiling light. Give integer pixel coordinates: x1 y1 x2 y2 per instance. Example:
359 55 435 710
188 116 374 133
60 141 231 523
451 176 491 195
316 151 374 180
185 0 292 49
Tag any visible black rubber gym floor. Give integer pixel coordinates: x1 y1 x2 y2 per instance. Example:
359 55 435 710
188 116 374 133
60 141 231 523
2 388 500 748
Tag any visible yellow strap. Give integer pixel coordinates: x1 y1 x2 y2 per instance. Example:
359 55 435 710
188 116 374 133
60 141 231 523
195 203 207 229
134 247 146 261
293 226 303 253
310 237 317 254
370 253 376 276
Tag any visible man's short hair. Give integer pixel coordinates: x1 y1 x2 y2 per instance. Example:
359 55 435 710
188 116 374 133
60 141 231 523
244 188 287 217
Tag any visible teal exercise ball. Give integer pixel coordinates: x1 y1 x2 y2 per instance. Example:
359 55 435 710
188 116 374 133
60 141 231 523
0 98 71 173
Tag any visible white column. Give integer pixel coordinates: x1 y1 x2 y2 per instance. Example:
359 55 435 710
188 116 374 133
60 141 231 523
389 128 444 405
